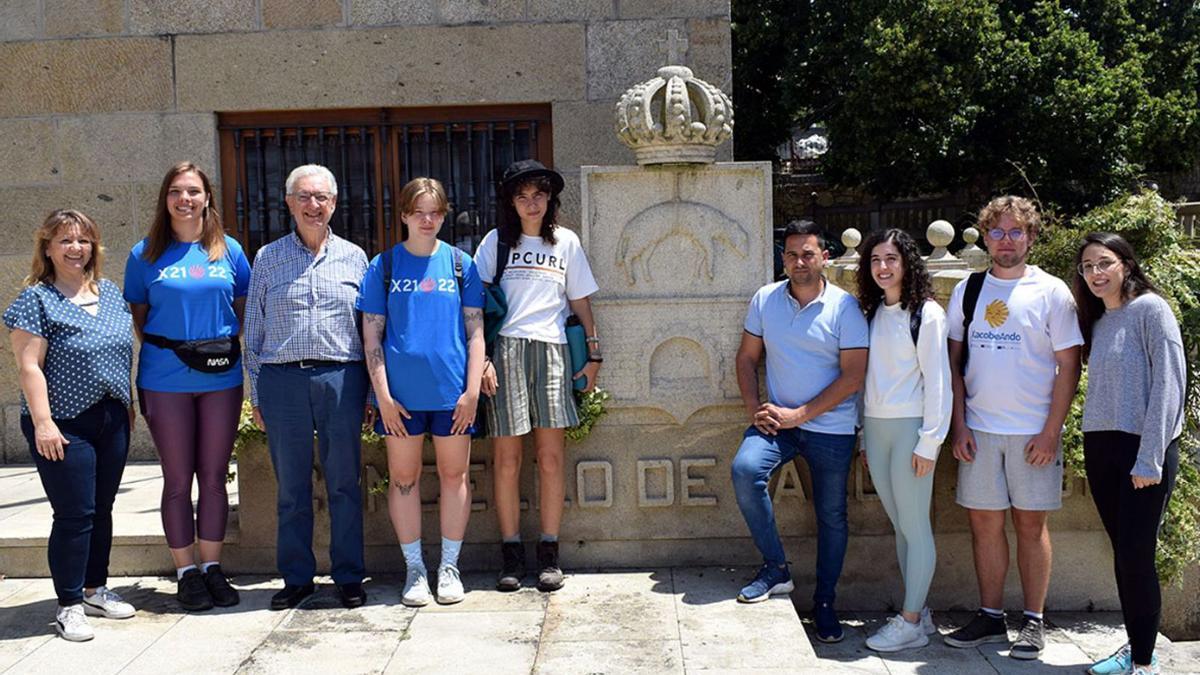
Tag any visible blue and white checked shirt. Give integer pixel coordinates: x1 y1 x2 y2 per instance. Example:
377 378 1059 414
244 230 369 405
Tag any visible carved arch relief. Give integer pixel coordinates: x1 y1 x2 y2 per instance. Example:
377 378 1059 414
616 200 750 285
640 335 731 423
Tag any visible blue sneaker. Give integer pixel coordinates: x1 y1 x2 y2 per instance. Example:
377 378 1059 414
736 563 794 603
813 601 844 643
1087 643 1159 674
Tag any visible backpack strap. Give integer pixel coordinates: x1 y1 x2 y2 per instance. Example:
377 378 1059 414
492 238 512 285
867 301 923 346
959 272 987 375
910 300 924 345
452 246 464 300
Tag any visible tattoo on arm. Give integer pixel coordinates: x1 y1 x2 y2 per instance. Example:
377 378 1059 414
394 481 416 496
463 308 483 334
367 345 385 371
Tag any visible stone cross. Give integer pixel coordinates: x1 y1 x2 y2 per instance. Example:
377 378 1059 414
659 29 688 66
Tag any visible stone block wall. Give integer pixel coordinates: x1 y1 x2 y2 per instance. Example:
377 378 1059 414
0 1 732 461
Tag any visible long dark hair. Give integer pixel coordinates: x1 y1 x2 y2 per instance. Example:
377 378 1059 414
497 176 560 248
856 228 935 319
144 162 226 263
1072 231 1159 362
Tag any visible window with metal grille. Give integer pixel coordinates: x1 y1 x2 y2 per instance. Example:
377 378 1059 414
217 105 553 260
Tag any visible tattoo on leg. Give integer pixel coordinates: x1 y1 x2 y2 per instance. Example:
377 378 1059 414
394 481 416 495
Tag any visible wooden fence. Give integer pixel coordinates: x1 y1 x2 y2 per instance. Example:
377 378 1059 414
1178 202 1200 240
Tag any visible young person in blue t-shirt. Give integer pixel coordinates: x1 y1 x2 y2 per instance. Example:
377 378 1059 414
123 162 251 612
358 177 486 607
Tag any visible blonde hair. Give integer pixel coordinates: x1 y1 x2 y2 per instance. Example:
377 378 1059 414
977 195 1042 239
28 209 104 292
144 162 226 263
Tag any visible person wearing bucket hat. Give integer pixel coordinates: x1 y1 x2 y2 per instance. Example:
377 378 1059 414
474 159 600 593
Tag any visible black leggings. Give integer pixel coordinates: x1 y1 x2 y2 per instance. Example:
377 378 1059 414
1083 431 1179 665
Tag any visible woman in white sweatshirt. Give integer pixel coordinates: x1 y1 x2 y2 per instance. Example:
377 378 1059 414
855 228 952 652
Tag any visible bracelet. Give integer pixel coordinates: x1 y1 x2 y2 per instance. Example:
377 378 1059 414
585 336 601 344
587 356 604 363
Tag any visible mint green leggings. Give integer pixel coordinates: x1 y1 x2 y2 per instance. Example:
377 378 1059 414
862 416 936 613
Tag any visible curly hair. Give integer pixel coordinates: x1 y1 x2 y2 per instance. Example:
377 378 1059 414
856 228 935 319
977 195 1042 239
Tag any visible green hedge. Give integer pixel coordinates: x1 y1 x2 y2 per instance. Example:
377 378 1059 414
1031 191 1200 583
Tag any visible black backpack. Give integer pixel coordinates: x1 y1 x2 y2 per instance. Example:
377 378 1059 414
958 271 987 376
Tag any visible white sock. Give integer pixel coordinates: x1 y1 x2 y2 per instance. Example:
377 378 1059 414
200 561 218 574
1024 610 1044 621
401 539 425 572
540 533 558 543
502 534 521 544
981 607 1004 618
441 537 463 569
176 565 198 580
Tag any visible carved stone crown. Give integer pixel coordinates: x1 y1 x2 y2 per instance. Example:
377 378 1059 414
615 64 734 166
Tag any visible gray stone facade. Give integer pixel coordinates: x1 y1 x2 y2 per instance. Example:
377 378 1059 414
0 1 733 462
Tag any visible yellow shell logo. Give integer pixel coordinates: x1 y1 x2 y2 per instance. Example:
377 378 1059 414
984 299 1009 328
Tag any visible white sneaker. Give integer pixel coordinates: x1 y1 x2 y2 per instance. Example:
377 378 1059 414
56 604 95 642
82 586 135 619
866 614 930 652
436 563 465 605
920 606 937 635
401 567 432 607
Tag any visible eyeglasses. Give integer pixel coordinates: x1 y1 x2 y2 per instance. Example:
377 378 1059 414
1077 259 1121 277
290 192 332 205
987 227 1026 241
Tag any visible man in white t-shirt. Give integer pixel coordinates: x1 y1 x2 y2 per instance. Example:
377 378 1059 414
942 196 1082 661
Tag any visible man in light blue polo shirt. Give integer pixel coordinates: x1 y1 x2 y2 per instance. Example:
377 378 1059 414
731 220 869 643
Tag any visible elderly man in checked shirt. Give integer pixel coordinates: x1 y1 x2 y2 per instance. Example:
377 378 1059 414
244 164 376 611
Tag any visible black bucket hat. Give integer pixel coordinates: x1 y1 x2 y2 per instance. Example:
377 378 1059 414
500 159 564 195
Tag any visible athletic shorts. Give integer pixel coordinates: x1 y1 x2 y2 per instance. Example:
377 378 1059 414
375 409 472 437
955 429 1063 511
485 335 579 437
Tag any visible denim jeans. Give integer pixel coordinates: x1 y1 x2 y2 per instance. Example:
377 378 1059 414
731 425 856 605
259 362 368 586
22 398 130 606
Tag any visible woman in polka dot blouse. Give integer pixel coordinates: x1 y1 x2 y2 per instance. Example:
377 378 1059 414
4 209 136 642
123 163 251 612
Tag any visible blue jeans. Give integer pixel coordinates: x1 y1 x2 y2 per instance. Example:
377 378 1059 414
22 398 130 606
731 425 856 605
259 362 368 586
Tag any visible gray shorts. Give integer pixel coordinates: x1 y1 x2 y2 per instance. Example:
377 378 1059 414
955 429 1063 511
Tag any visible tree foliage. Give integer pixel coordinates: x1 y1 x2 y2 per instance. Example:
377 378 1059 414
735 0 1200 214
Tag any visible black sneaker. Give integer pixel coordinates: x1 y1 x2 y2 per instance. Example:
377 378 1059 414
337 582 367 609
202 565 240 607
943 610 1008 648
1010 616 1045 660
177 569 214 612
270 582 315 611
496 542 526 592
536 541 564 592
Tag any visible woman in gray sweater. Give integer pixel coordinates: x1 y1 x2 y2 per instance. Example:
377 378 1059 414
1073 232 1186 675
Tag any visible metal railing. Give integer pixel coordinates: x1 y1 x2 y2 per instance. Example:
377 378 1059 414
219 107 550 259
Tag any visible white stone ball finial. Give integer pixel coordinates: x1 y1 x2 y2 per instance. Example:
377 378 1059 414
925 219 967 271
926 220 955 248
962 226 979 245
838 228 862 262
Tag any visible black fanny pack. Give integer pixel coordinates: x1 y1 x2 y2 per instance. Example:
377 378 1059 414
143 333 240 373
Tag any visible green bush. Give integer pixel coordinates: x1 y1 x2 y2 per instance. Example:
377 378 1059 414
1032 191 1200 583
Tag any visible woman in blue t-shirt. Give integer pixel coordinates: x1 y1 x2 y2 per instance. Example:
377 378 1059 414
358 177 486 607
5 210 135 642
123 162 251 612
